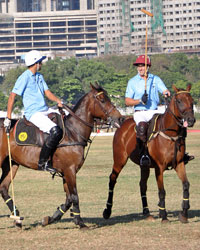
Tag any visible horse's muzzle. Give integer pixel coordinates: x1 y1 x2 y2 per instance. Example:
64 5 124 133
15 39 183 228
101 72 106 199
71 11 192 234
185 116 196 127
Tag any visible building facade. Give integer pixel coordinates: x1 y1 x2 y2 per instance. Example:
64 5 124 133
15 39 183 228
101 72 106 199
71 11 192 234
0 0 200 65
97 0 200 55
0 0 97 64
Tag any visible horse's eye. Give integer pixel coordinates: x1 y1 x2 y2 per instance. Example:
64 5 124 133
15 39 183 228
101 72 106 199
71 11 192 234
100 98 105 103
176 99 181 104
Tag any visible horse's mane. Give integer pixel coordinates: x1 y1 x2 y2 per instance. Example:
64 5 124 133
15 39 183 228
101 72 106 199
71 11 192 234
72 85 107 113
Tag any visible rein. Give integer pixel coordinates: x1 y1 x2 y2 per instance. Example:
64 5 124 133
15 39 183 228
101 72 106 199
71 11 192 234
62 104 93 129
58 91 115 162
163 90 191 131
150 90 191 169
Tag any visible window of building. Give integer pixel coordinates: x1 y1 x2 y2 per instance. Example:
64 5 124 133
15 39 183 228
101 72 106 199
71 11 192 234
85 20 96 25
16 43 32 48
0 23 13 28
33 42 49 47
51 41 66 46
33 22 49 27
50 28 66 33
16 23 31 28
51 34 66 40
33 29 49 34
33 35 49 40
16 29 32 34
68 20 83 26
16 36 32 41
68 34 84 39
68 27 83 32
50 21 66 27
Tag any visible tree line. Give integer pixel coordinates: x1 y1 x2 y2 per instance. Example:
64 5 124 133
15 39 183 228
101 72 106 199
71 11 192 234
0 53 200 113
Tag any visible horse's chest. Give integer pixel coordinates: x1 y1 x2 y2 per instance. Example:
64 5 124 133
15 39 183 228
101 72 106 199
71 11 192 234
149 139 184 165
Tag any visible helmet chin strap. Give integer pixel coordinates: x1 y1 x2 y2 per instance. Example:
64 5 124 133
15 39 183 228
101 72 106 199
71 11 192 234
36 63 40 71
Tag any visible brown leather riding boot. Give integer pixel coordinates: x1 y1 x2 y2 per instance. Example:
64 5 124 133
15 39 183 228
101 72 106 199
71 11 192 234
136 122 151 167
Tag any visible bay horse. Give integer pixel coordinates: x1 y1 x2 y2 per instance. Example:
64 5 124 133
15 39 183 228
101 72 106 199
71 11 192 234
103 84 195 223
0 83 121 228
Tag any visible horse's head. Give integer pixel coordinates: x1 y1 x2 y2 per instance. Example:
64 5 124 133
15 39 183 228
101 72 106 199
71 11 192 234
171 84 196 127
89 83 122 128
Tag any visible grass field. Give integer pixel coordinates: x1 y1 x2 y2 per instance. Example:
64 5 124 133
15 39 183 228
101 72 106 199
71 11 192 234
0 123 200 250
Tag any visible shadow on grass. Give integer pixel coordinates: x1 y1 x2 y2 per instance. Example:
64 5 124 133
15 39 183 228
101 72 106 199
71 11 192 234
19 209 200 230
167 209 200 222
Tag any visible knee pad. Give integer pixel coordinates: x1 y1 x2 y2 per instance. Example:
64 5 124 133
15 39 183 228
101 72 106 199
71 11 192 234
136 122 148 142
46 126 63 148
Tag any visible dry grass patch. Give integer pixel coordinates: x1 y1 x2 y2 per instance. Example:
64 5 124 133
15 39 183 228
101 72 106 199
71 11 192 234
0 131 200 249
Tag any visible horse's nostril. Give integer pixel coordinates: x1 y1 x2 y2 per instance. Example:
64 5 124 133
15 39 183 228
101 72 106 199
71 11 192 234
187 117 195 126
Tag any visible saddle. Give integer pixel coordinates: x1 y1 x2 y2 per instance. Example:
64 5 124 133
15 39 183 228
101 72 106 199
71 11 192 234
147 114 161 142
14 112 65 147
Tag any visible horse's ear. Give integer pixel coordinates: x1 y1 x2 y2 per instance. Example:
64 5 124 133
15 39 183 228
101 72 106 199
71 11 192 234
186 84 191 92
172 84 178 93
94 81 100 88
90 83 95 90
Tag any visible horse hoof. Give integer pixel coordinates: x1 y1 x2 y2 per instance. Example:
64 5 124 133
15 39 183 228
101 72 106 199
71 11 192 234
145 215 155 221
42 216 50 227
103 209 111 220
161 218 170 224
80 224 88 230
178 213 188 223
14 220 23 229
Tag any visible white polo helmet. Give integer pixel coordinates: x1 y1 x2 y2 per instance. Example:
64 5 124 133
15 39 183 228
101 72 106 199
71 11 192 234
25 50 46 66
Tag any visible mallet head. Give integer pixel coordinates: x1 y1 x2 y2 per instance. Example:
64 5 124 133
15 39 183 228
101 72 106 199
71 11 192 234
141 8 154 17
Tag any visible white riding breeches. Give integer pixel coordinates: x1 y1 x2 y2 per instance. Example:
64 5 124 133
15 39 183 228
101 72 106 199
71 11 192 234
29 108 60 133
133 109 165 126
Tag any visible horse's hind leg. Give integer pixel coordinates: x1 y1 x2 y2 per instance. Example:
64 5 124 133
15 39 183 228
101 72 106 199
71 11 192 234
140 166 151 217
103 159 127 219
0 159 20 218
175 163 190 223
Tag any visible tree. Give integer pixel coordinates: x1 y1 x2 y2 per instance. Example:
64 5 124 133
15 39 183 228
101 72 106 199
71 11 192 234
0 91 8 111
190 81 200 105
0 66 25 95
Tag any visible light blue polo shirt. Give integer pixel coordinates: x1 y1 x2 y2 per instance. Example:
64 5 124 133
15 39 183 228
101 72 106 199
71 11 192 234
125 73 167 111
12 69 49 120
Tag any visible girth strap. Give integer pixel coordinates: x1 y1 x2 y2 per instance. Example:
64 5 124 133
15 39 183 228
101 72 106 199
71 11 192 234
151 131 179 142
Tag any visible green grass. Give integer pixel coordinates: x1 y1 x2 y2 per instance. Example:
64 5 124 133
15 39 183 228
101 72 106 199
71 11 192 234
0 132 200 250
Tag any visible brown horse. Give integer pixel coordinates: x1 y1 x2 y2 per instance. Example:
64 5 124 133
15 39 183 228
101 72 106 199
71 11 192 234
103 84 195 223
0 83 121 228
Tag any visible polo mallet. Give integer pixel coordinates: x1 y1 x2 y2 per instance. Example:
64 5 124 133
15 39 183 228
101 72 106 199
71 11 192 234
141 8 154 94
6 128 24 222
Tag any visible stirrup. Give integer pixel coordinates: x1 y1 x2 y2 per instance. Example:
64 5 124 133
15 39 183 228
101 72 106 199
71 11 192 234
140 155 151 167
38 160 57 173
183 153 195 165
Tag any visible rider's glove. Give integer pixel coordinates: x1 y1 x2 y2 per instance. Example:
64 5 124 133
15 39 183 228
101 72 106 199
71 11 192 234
4 117 11 132
141 93 148 105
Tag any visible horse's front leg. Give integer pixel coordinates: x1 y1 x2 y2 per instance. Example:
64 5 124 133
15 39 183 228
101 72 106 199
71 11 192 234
42 181 72 226
155 167 168 222
140 166 151 218
175 162 190 223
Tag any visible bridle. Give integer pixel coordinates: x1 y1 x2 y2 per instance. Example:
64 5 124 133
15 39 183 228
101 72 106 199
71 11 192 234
61 91 115 129
93 91 115 119
166 90 193 128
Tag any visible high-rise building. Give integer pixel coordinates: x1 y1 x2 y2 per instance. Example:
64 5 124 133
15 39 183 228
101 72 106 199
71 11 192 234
0 0 200 65
0 0 97 64
97 0 200 56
